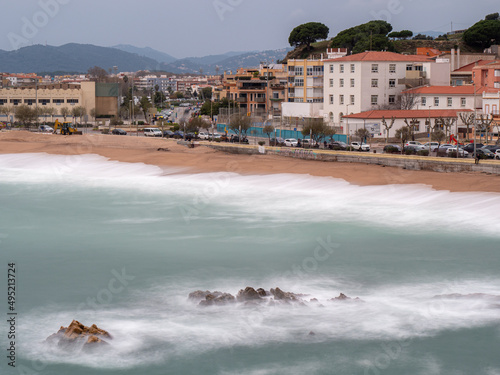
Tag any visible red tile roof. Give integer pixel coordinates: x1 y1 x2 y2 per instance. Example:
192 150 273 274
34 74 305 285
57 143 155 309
403 86 483 95
453 60 498 73
345 109 473 119
324 51 434 63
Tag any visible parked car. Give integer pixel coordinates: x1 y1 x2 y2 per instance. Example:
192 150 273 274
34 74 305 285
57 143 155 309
436 144 454 157
383 144 402 153
351 142 370 151
446 147 469 157
38 125 54 133
173 130 185 138
209 133 221 140
163 130 175 138
111 128 127 135
404 145 426 154
301 139 317 148
495 150 500 160
423 142 440 151
231 135 249 144
329 141 348 150
198 131 210 140
270 137 285 146
473 148 495 159
284 138 299 147
485 145 500 153
143 127 163 137
405 141 423 147
463 143 484 153
185 132 198 141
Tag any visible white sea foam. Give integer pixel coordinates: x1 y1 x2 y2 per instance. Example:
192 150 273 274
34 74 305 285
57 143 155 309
1 153 500 237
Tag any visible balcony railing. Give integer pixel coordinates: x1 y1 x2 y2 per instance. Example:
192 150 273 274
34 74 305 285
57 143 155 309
255 97 266 103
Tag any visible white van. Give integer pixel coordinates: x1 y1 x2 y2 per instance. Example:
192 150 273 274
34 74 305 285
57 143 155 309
143 127 163 137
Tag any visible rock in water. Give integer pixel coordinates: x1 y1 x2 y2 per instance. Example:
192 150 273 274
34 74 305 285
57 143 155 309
46 320 111 350
237 287 262 302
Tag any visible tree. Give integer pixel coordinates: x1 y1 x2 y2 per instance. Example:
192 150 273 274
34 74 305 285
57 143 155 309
398 92 418 110
431 129 446 147
15 105 37 128
355 128 370 143
399 30 413 39
87 66 109 82
289 22 329 49
381 116 395 143
485 12 500 21
72 106 86 124
173 91 184 99
301 118 330 144
476 114 494 141
187 117 208 133
459 112 475 141
330 20 393 54
90 108 97 123
60 107 71 121
403 118 419 141
140 95 152 121
412 33 434 40
229 114 252 137
263 124 275 144
200 87 212 101
463 18 500 49
395 126 412 149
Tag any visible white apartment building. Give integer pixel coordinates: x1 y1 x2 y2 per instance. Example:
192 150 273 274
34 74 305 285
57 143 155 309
323 51 451 129
403 86 480 112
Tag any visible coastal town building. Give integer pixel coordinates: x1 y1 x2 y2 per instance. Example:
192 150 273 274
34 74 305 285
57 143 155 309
0 81 119 119
323 51 451 129
402 85 481 112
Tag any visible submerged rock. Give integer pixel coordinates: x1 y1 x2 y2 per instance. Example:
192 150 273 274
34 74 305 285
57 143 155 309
200 293 236 306
237 287 262 302
46 320 111 350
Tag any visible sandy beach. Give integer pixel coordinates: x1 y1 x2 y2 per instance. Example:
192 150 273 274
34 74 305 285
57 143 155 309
1 130 499 193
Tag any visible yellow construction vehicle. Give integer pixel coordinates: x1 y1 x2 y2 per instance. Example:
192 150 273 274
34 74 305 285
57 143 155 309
53 120 82 135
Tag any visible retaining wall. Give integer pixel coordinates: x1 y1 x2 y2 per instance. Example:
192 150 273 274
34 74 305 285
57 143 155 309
207 144 500 175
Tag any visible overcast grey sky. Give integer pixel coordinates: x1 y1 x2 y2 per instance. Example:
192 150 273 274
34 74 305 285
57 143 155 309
2 0 498 58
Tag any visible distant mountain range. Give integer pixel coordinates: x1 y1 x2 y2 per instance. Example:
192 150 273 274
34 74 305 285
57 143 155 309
0 43 291 75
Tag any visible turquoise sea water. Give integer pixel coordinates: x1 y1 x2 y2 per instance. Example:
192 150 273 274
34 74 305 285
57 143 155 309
0 153 499 375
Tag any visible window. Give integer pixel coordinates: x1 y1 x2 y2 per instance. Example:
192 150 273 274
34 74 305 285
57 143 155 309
447 97 452 107
421 97 427 106
0 99 7 105
412 121 420 132
296 67 303 76
406 64 413 71
340 64 344 73
434 97 439 106
53 99 64 105
24 99 36 105
371 95 378 105
38 99 50 105
329 79 334 87
350 78 355 87
329 95 334 104
350 95 355 105
389 95 396 104
67 99 79 105
329 64 334 73
295 78 304 87
307 67 313 76
339 78 344 88
389 64 396 73
350 64 355 73
339 95 344 105
495 82 500 89
461 97 466 107
389 79 396 88
371 64 378 73
371 79 378 88
10 99 21 106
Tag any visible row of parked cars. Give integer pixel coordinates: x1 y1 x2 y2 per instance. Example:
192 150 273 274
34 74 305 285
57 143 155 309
268 138 371 151
383 140 500 159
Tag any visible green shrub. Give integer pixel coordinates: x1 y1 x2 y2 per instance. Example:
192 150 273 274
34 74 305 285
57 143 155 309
101 129 109 134
417 150 429 156
385 146 399 154
138 121 145 125
405 148 414 155
258 141 265 146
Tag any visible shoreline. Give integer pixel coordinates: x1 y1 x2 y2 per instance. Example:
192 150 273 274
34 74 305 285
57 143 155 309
1 131 500 193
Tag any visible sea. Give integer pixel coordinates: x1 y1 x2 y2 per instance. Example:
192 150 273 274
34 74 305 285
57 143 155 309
0 152 499 375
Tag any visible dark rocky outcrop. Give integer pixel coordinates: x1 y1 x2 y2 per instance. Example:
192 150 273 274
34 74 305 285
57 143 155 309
46 320 112 351
237 287 262 302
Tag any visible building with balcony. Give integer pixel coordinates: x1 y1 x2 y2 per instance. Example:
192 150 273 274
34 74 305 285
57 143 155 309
287 59 324 104
323 51 451 129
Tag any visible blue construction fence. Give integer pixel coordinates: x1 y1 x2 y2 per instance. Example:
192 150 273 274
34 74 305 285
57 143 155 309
217 123 347 143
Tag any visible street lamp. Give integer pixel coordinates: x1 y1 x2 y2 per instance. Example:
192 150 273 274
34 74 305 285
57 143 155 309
346 103 351 146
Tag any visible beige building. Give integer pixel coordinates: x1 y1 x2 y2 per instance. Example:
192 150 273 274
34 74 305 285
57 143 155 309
0 81 119 120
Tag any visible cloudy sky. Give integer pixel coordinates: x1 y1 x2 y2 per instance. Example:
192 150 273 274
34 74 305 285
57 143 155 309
2 0 498 58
